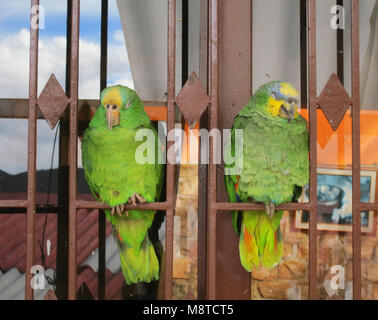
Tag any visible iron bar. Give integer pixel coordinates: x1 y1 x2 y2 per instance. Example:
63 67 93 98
337 0 344 85
307 0 318 300
56 0 72 299
197 0 209 299
300 0 308 109
351 0 361 300
25 0 39 301
207 0 218 300
165 0 176 300
0 200 29 208
75 200 171 211
67 0 80 300
215 202 311 212
98 0 108 301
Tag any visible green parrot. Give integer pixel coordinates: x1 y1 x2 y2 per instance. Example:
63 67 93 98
81 85 164 285
224 81 309 271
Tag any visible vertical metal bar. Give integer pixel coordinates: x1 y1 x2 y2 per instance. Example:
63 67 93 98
197 0 209 299
337 0 344 84
68 0 80 300
300 0 308 109
25 0 39 301
207 0 217 300
182 0 189 86
166 0 176 300
307 0 318 300
56 0 72 300
98 0 108 301
351 0 361 300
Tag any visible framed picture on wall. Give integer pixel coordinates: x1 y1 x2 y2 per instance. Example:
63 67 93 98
295 167 377 233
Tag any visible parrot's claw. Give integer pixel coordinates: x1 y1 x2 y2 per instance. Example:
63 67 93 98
127 193 146 205
265 202 275 218
135 193 146 203
111 204 128 216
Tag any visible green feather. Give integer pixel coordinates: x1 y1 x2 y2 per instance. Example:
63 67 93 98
224 81 309 271
82 85 164 284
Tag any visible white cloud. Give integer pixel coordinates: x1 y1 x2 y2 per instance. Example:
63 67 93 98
112 29 124 43
0 28 133 174
0 28 133 98
0 0 120 22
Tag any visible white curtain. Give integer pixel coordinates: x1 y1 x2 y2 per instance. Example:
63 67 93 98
361 0 378 110
116 0 376 106
116 0 184 102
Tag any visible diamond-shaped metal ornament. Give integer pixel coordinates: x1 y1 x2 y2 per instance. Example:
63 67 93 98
38 74 69 130
317 73 352 131
176 72 210 128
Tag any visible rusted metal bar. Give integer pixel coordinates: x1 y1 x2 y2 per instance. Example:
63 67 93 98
300 0 308 109
215 202 311 212
165 0 176 300
337 0 344 85
98 0 108 301
0 206 60 214
25 0 39 301
75 200 171 210
67 0 80 300
351 0 361 300
197 0 209 300
307 0 318 300
56 0 72 299
0 200 29 208
207 0 218 300
0 98 166 119
358 203 378 211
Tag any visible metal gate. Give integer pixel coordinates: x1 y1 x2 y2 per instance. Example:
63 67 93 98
0 0 374 300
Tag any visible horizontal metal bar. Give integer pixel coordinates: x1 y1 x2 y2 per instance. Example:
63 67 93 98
215 202 311 211
0 200 29 208
0 205 61 214
75 200 171 211
0 98 166 119
358 203 378 211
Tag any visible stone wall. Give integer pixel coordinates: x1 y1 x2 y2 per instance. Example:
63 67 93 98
172 164 198 300
250 211 378 300
171 165 378 300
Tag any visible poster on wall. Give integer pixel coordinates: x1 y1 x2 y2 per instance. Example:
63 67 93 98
295 167 377 233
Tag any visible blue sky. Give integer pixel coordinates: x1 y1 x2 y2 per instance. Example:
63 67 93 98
0 0 134 174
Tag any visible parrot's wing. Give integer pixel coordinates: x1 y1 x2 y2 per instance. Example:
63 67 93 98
224 115 251 235
224 173 242 234
81 129 102 202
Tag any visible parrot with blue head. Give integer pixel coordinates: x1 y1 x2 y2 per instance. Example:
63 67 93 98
224 81 309 271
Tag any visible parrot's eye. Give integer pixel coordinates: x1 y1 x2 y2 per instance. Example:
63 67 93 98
106 104 110 109
112 105 117 110
288 98 294 104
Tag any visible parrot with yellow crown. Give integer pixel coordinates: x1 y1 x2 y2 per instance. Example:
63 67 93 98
81 85 164 287
224 81 309 271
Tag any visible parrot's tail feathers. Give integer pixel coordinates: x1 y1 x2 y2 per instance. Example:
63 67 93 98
239 223 260 272
261 227 283 269
238 211 284 272
116 230 159 285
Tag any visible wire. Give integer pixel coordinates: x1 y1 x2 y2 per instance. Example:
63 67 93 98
37 121 60 288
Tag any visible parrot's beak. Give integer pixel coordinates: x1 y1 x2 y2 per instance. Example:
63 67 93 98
280 103 296 123
106 105 120 130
